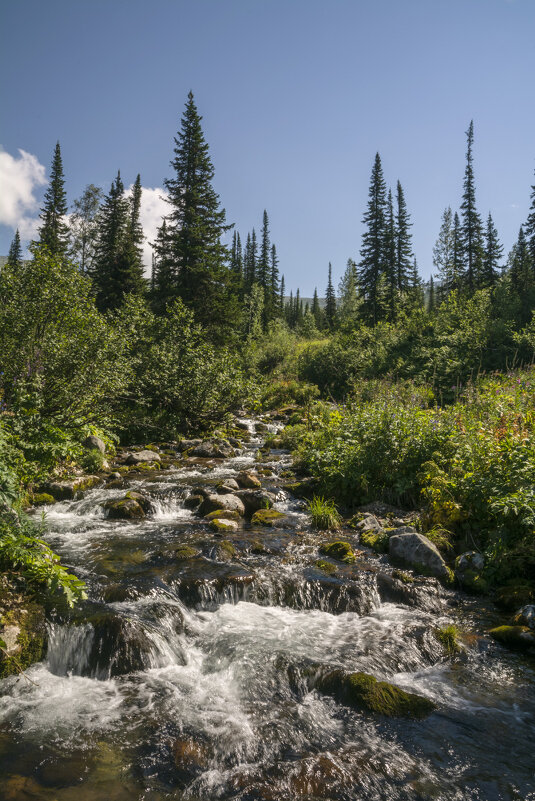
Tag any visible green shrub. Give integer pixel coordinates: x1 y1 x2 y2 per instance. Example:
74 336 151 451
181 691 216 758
434 625 460 655
80 449 106 473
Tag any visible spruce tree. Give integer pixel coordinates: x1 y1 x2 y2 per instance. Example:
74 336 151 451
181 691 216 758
525 170 535 267
129 174 144 270
152 219 175 313
395 180 413 292
279 274 285 316
7 229 22 268
510 226 534 324
452 212 464 292
270 243 280 317
163 91 233 331
428 276 435 312
338 258 360 330
433 206 455 300
325 262 337 329
38 141 69 258
92 171 145 310
258 210 271 327
481 212 503 287
384 188 397 319
358 153 388 324
460 121 484 292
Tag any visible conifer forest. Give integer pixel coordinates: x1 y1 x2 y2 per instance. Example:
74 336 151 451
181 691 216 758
1 4 534 799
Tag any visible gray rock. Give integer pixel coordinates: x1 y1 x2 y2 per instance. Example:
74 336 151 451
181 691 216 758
389 533 450 580
106 472 122 482
176 438 202 452
198 493 245 517
104 498 145 519
236 470 262 489
456 551 485 573
220 478 239 491
513 604 535 630
356 514 382 533
389 525 418 536
192 440 235 459
183 494 203 510
38 476 101 500
125 449 161 465
237 489 275 515
82 435 106 454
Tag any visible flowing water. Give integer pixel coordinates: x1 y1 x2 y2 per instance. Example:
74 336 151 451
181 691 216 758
1 420 534 800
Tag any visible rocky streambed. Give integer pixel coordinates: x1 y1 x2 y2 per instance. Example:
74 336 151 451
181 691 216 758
0 416 534 800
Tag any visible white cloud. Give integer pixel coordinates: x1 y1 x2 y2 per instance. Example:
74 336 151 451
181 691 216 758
125 184 169 273
0 147 47 239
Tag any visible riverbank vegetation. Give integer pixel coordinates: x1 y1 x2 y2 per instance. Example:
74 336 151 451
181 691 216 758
1 92 534 609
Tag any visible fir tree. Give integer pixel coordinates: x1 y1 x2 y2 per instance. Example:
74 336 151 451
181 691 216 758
163 91 233 331
358 152 388 324
460 121 484 292
482 212 503 287
152 218 174 313
129 174 144 270
428 276 435 312
7 229 22 268
325 262 337 329
258 210 271 327
395 180 413 292
338 258 361 330
279 274 285 316
38 141 69 258
270 243 280 317
510 226 534 324
452 212 464 291
433 206 455 300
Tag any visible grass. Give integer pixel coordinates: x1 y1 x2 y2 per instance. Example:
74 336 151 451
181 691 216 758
307 495 342 530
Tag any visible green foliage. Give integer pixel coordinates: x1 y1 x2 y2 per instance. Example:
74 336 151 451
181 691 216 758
319 540 355 562
308 496 342 530
259 379 320 410
0 508 86 606
80 449 106 473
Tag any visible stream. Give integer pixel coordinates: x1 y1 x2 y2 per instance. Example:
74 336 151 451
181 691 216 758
0 418 534 800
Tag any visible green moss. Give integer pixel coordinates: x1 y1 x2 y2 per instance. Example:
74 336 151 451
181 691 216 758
319 541 356 564
392 569 414 584
205 509 240 521
316 670 435 718
434 625 460 655
104 498 145 519
315 559 337 575
209 518 238 532
251 509 286 527
175 546 199 560
220 540 236 557
489 625 535 650
359 529 389 553
0 603 47 679
457 568 489 595
32 493 55 506
136 462 160 472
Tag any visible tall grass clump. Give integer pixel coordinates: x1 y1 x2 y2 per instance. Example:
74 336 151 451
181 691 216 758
308 496 342 530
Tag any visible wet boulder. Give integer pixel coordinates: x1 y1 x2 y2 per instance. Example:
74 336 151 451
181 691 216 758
124 490 154 514
32 493 55 506
176 438 202 452
0 602 47 679
218 478 240 493
205 509 241 521
489 625 535 651
512 604 535 629
251 509 287 527
389 532 451 581
82 434 106 454
192 439 235 459
236 470 262 489
183 494 203 510
312 668 436 718
210 518 239 533
237 489 275 515
37 475 102 500
175 545 200 560
198 493 245 517
319 541 356 564
125 449 161 465
104 498 145 519
83 614 161 678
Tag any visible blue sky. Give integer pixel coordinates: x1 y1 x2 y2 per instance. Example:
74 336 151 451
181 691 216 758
1 0 534 294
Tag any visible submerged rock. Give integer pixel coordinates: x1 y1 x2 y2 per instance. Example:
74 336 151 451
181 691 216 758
389 532 450 581
175 545 200 560
313 668 435 718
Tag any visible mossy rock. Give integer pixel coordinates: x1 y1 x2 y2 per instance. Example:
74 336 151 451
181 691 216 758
183 494 203 510
392 569 414 584
251 509 286 527
136 462 161 472
175 546 200 560
359 529 389 553
457 568 488 595
282 480 317 500
319 541 356 564
315 559 337 576
250 539 269 554
219 540 236 557
104 498 145 520
209 518 239 533
315 670 435 718
495 583 534 612
32 493 55 507
124 491 153 513
489 625 535 651
205 509 241 521
0 603 47 679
